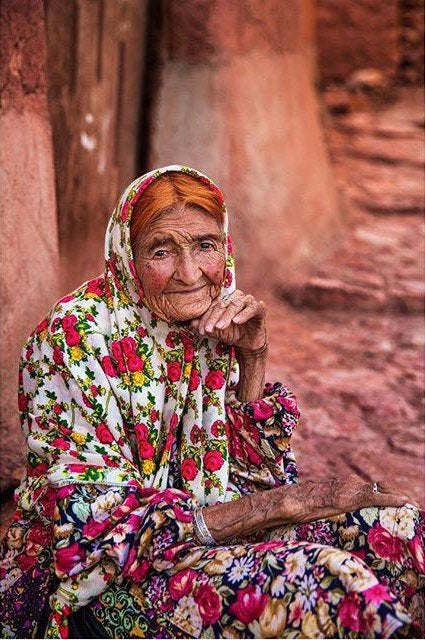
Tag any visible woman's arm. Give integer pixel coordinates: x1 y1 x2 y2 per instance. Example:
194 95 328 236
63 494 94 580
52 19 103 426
234 345 268 402
202 475 416 544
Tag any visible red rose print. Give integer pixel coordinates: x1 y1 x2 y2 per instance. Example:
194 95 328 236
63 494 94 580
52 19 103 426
96 423 114 444
62 314 77 330
194 583 222 626
367 524 403 562
277 395 299 415
51 437 70 450
211 420 224 437
137 326 147 338
252 400 274 421
18 393 28 412
203 450 224 472
184 345 194 362
53 345 64 366
101 356 117 378
138 440 154 459
205 370 225 390
181 458 198 481
127 354 144 372
17 553 38 572
65 328 81 347
167 361 182 382
35 318 48 334
169 568 197 600
229 584 268 625
135 423 149 440
188 368 201 391
121 336 137 356
165 332 176 348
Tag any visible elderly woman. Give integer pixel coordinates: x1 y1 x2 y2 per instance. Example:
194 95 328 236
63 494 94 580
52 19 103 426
0 165 423 639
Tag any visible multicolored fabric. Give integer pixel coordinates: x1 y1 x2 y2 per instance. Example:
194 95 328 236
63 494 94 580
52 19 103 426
0 165 423 638
0 165 299 638
89 504 424 638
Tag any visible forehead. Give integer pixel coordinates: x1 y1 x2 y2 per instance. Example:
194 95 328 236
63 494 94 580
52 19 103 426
143 205 223 239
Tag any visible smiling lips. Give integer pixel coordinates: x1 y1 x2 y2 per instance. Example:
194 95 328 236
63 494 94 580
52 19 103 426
166 284 208 295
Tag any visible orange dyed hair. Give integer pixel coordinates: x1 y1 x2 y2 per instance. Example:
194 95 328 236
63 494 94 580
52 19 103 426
130 171 224 250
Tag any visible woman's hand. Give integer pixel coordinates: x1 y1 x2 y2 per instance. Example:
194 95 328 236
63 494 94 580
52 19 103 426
189 289 267 352
279 475 419 524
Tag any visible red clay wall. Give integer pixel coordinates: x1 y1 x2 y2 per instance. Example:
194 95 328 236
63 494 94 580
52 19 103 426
0 0 60 491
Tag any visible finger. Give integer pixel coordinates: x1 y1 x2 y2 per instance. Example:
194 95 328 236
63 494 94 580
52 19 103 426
233 299 265 324
368 491 412 509
213 298 251 330
202 292 244 332
199 300 227 335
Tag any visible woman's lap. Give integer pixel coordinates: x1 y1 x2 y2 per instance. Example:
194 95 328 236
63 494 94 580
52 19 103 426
88 506 424 638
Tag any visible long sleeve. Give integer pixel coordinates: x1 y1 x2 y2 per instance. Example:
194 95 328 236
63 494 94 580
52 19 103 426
225 381 300 494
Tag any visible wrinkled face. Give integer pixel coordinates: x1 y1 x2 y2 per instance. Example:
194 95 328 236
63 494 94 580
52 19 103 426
133 204 226 322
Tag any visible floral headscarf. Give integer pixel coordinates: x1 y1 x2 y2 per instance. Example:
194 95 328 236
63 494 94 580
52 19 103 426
26 165 238 505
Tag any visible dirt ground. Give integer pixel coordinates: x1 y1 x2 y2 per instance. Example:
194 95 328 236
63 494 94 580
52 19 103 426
270 86 424 506
1 88 423 538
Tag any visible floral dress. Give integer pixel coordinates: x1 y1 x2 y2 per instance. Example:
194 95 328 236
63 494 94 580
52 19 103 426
0 165 424 639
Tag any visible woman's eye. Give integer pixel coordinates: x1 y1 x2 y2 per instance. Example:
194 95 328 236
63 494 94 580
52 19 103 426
199 241 214 250
153 249 168 258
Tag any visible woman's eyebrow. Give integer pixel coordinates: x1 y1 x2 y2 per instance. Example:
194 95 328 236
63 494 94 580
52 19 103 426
145 235 175 252
191 233 224 243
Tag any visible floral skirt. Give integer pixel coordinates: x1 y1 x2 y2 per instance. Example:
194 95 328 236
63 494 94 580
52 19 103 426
89 505 425 638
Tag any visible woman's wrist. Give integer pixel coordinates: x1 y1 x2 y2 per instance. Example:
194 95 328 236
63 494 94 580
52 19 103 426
235 341 268 361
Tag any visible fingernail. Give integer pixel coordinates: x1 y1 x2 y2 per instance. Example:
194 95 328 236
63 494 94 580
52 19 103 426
216 321 225 328
205 324 213 332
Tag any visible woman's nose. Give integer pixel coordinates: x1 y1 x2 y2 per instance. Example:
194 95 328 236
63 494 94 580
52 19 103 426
174 253 202 285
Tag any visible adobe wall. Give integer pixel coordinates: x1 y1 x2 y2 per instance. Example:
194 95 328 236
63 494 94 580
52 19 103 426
0 0 60 491
148 0 342 292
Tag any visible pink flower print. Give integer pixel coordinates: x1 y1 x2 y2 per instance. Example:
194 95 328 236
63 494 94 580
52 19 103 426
203 450 224 472
65 328 81 347
95 423 114 444
127 354 144 372
367 524 404 562
167 361 182 382
229 584 269 625
101 356 117 378
188 368 201 391
205 370 225 390
181 458 198 481
252 400 274 421
169 569 197 600
121 336 137 356
338 593 365 633
194 583 222 626
55 542 87 575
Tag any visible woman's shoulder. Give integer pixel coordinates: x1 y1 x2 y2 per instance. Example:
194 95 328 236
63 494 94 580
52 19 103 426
26 274 111 348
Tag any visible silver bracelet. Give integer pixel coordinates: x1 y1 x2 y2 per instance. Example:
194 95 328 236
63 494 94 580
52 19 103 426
193 507 216 546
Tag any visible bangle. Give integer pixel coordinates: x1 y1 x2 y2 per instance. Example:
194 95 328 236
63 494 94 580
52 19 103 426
193 508 216 546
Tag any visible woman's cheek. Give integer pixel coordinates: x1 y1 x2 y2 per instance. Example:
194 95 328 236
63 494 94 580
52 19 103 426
203 252 226 286
140 262 172 294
